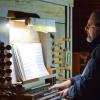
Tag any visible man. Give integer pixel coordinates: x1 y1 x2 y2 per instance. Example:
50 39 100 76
49 10 100 100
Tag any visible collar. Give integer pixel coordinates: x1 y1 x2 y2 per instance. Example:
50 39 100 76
90 35 100 49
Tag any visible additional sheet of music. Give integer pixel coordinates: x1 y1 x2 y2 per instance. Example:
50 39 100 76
12 43 49 81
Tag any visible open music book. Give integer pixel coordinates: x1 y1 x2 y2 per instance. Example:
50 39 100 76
12 43 49 82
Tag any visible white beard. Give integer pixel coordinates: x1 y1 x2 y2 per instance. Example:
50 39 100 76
86 36 93 43
86 33 96 43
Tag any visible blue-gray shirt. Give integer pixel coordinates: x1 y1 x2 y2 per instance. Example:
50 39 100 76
67 36 100 100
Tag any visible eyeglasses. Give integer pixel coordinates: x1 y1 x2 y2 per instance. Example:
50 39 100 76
85 24 100 29
85 24 95 28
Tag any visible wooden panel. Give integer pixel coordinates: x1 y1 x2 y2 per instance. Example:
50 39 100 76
11 0 65 23
42 0 73 6
10 0 73 6
0 0 9 17
73 52 89 76
73 52 80 76
0 0 66 22
0 95 32 100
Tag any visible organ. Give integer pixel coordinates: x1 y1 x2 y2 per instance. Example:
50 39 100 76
0 0 73 99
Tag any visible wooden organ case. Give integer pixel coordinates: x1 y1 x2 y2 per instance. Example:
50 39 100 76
0 0 73 100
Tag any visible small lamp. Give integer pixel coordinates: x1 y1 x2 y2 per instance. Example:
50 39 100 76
28 18 56 33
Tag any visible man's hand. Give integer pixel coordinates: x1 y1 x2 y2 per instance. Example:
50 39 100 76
60 88 69 97
59 88 72 100
49 84 65 90
49 79 72 90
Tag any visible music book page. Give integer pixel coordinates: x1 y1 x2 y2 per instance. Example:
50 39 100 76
12 43 49 81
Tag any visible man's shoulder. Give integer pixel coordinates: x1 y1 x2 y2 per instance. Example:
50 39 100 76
92 43 100 59
95 43 100 51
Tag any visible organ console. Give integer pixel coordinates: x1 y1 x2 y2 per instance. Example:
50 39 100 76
0 40 70 100
0 82 67 100
22 84 63 100
0 42 66 100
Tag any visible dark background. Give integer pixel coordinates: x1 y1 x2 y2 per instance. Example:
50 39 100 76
73 0 100 52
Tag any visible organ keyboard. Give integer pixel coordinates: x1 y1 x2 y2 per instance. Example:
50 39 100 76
23 84 66 100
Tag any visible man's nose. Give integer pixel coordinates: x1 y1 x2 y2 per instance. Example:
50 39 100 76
84 25 88 31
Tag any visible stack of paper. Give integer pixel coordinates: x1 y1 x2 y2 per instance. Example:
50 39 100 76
12 43 49 82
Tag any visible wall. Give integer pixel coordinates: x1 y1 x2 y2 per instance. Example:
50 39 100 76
73 0 100 52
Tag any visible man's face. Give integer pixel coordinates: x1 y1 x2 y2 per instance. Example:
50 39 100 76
85 14 97 43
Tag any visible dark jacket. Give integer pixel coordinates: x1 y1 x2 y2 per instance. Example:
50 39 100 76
67 35 100 100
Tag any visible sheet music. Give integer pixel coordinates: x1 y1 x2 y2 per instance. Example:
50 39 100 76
12 43 49 81
12 46 25 81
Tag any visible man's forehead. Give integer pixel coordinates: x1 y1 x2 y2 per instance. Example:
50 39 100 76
88 15 96 25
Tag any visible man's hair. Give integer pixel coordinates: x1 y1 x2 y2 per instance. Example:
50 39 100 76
91 10 100 27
